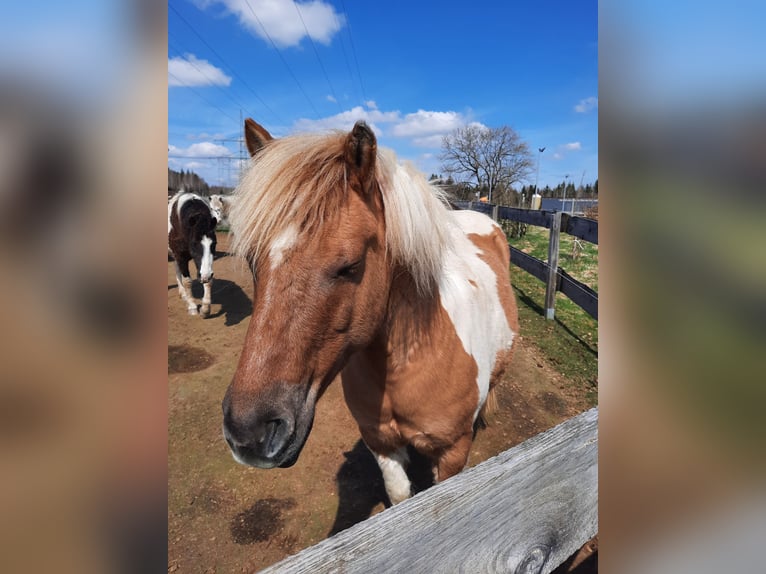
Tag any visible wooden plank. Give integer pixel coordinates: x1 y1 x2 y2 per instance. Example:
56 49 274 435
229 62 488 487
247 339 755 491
453 202 599 246
469 201 493 216
497 205 552 228
263 409 598 574
560 214 598 244
545 211 562 320
510 249 598 320
558 269 599 320
510 247 548 284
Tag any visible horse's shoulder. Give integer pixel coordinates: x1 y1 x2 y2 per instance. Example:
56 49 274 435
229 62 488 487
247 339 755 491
450 209 499 238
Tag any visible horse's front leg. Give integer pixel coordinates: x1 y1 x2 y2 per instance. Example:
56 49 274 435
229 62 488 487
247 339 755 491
196 246 214 317
434 432 473 483
200 278 212 317
367 444 412 505
174 260 198 315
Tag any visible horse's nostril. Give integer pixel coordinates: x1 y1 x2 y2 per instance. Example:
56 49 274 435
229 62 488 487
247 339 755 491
262 418 291 458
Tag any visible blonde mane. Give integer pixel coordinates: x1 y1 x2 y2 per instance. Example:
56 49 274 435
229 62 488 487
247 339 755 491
230 130 454 292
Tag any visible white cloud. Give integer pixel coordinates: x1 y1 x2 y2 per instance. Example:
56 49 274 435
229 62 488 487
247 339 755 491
365 100 378 110
574 96 598 113
168 54 231 87
412 134 448 148
552 152 563 160
168 142 233 157
187 132 226 141
326 94 337 103
293 106 477 151
293 106 401 134
390 110 465 138
563 141 582 151
202 0 345 48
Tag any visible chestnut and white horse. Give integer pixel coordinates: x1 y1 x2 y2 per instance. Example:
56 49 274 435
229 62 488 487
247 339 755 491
168 191 217 317
222 119 518 504
209 194 233 225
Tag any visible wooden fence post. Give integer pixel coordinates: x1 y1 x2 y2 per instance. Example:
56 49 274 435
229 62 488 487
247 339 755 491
545 211 562 320
491 204 499 222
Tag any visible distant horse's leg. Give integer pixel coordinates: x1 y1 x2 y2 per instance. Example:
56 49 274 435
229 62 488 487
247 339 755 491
435 433 473 483
200 279 212 317
195 250 213 317
174 260 198 315
369 445 411 505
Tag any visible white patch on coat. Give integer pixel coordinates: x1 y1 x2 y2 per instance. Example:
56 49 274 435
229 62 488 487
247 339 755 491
372 446 411 505
438 210 516 421
200 236 214 282
268 224 299 269
168 198 175 235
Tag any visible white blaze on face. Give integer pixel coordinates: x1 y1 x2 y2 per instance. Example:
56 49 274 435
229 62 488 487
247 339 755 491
269 224 299 269
438 211 516 421
200 236 214 282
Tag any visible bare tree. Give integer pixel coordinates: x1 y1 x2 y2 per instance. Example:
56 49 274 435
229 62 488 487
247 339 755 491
440 125 533 203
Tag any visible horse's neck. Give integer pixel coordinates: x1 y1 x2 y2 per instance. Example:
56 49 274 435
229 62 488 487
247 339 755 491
374 269 441 368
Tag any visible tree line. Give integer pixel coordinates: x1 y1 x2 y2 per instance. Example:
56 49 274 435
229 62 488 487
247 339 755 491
430 174 598 207
168 168 233 197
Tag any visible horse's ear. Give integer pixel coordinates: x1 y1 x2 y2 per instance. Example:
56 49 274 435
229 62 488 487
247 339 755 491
244 118 273 157
344 121 377 190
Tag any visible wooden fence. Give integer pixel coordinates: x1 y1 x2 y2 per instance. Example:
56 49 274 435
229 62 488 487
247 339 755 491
263 407 598 574
453 201 598 321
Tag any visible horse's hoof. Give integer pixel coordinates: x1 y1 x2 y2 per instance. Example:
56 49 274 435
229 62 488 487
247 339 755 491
188 307 199 316
200 305 210 317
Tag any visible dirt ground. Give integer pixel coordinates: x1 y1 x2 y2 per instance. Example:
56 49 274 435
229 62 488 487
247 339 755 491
168 233 595 573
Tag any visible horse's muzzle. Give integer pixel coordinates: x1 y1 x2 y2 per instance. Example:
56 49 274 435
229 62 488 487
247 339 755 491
223 417 294 468
221 383 314 469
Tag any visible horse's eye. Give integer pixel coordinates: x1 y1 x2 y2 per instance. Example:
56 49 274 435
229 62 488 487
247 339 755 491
334 260 361 280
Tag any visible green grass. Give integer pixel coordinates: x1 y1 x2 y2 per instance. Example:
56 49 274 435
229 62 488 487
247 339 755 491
507 225 599 405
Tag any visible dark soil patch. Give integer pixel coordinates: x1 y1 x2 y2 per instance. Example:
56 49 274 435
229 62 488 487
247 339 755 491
168 344 215 373
230 498 297 545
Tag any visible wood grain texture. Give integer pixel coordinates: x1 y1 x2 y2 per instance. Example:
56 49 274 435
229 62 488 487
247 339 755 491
262 408 598 574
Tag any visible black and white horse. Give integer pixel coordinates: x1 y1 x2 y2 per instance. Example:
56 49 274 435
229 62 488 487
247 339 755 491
168 191 217 316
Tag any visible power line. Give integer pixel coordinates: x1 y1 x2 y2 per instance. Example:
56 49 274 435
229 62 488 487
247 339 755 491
168 155 237 159
169 2 285 125
242 0 322 119
293 1 342 112
339 0 368 104
335 13 361 106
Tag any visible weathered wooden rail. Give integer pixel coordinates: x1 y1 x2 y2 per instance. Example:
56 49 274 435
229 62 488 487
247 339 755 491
262 408 598 574
453 201 598 321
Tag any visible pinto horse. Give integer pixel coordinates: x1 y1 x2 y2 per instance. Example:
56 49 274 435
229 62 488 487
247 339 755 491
222 119 518 504
168 191 217 316
209 194 233 225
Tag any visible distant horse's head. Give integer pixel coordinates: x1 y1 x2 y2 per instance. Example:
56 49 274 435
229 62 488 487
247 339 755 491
222 119 397 468
209 194 231 223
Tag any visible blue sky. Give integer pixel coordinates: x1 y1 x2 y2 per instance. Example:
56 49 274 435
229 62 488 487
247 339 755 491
168 0 598 189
